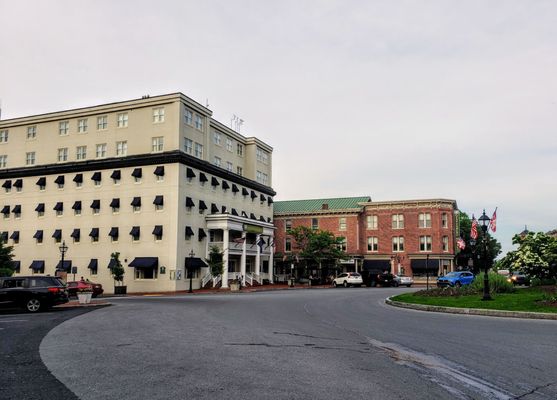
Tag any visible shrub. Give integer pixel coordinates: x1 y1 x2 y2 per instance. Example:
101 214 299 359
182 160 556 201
414 286 477 297
471 272 515 293
531 277 557 287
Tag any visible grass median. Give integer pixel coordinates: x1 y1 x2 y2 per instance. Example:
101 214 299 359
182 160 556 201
392 286 557 313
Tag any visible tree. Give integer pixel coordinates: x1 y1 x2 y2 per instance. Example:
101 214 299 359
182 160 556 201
207 245 224 277
0 239 15 277
499 232 557 280
109 252 125 285
456 212 501 273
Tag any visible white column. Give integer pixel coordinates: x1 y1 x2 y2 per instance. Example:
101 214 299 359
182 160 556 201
240 232 247 285
255 234 261 278
221 228 229 288
268 235 274 284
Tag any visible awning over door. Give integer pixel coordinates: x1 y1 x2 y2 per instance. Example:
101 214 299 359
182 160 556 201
362 259 391 272
129 257 158 269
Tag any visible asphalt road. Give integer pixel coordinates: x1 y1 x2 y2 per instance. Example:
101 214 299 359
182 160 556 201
12 288 557 399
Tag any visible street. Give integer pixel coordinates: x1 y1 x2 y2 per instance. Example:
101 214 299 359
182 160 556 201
5 288 557 399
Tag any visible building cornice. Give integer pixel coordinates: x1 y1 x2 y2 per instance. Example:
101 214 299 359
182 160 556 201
361 199 458 211
274 210 362 217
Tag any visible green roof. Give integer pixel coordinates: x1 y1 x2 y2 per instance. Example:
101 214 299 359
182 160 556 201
274 196 371 214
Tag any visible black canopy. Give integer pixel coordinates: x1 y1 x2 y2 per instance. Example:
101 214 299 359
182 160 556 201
2 180 11 189
12 205 21 213
53 202 63 211
33 230 44 240
54 175 65 185
242 188 249 196
88 259 98 270
130 226 140 236
89 228 99 238
72 201 82 210
29 260 45 271
131 197 141 207
231 208 239 216
250 191 257 199
110 170 121 180
232 184 239 193
90 200 100 209
186 197 195 208
129 257 158 269
153 195 164 206
91 172 102 182
132 168 142 178
362 259 391 273
70 229 80 239
222 180 230 190
185 257 206 270
185 226 194 237
199 200 207 210
56 260 72 271
1 205 10 214
211 177 220 186
35 203 45 212
110 198 120 208
13 179 23 188
198 228 207 240
260 194 266 202
152 225 163 236
154 166 165 176
10 231 19 240
73 173 83 183
186 168 196 178
199 173 208 183
52 229 62 239
36 177 46 186
211 203 219 214
108 227 119 238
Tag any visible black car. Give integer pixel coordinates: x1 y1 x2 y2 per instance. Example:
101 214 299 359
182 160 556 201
361 270 397 287
0 276 69 312
508 273 530 286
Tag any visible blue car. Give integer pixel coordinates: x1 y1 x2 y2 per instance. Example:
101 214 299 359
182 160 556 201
436 271 475 288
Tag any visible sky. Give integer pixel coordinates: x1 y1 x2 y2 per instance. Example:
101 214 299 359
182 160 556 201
1 0 556 255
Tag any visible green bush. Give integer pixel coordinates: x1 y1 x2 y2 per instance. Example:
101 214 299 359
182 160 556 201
0 267 14 277
531 277 557 287
471 272 515 293
414 286 477 297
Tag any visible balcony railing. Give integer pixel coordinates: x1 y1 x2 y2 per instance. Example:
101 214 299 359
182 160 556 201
208 241 272 255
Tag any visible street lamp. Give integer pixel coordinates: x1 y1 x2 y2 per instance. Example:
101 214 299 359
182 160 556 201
58 240 68 274
188 250 195 293
426 254 430 290
478 210 492 301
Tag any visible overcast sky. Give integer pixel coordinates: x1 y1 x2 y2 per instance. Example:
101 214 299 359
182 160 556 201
1 0 556 255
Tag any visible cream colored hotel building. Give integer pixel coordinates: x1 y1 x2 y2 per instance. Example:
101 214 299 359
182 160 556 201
0 93 275 293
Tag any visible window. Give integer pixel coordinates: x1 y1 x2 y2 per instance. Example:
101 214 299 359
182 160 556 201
152 137 164 152
226 138 233 152
367 237 378 252
236 166 243 176
131 226 140 242
116 141 127 156
153 107 165 123
311 218 319 230
367 215 378 230
57 148 68 162
213 131 221 145
285 219 292 231
154 195 164 211
97 115 108 130
36 203 45 217
184 138 193 154
131 197 141 212
26 152 36 166
76 146 87 160
0 155 6 168
96 143 107 158
117 113 128 128
339 217 347 231
153 225 163 241
59 122 69 136
194 142 203 158
256 171 268 185
442 213 448 228
392 214 404 229
194 114 203 130
27 126 37 139
237 143 243 156
0 130 8 143
256 147 269 164
111 198 120 213
285 238 292 252
135 267 158 280
392 236 405 252
420 235 432 252
13 206 21 219
226 161 233 172
419 213 432 228
442 236 449 252
184 109 193 125
78 118 88 133
338 237 347 251
213 156 221 167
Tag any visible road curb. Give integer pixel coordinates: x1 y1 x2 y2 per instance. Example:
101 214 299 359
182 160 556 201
385 297 557 320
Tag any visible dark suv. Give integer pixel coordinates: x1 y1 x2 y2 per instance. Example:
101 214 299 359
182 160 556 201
361 270 397 287
0 276 69 312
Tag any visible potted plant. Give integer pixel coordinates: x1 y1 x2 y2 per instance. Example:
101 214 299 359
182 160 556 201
229 278 240 292
77 285 93 304
206 246 224 288
109 252 126 295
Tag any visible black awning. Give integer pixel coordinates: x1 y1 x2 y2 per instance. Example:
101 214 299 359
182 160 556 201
132 168 142 178
89 228 99 238
199 200 207 210
110 198 120 208
108 227 119 238
12 205 21 213
54 175 65 185
10 260 21 272
250 213 257 220
232 184 239 193
72 201 82 210
199 173 208 182
242 187 249 196
33 230 43 240
211 203 219 214
91 172 102 182
198 228 207 240
110 170 121 180
410 259 438 272
186 197 195 207
131 197 141 207
222 180 230 190
87 259 98 270
154 166 165 176
2 180 11 189
185 257 206 270
153 195 164 206
129 257 158 269
241 211 248 218
259 216 266 222
362 259 391 273
152 225 163 236
186 168 196 178
221 206 227 213
211 177 220 186
10 231 19 240
1 205 10 215
53 202 63 211
267 217 272 223
55 260 72 271
29 260 45 271
36 177 46 186
107 259 117 269
130 226 140 236
70 229 80 239
260 194 266 202
73 173 83 183
52 229 62 239
185 226 194 237
13 179 23 188
250 190 257 199
231 208 238 216
90 200 100 209
35 203 45 212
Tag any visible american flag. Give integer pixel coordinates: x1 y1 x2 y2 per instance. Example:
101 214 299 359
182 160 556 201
470 216 478 240
489 208 497 232
457 238 466 250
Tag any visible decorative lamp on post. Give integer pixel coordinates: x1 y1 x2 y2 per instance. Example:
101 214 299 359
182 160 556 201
426 254 430 290
59 240 68 273
188 250 195 293
478 210 492 301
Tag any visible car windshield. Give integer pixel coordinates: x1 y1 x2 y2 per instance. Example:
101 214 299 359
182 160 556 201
444 272 460 277
349 273 361 277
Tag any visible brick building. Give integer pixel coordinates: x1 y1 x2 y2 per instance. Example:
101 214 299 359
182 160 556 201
274 197 459 278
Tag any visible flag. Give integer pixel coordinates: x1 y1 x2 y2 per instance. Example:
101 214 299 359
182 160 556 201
470 216 478 240
489 208 497 232
233 237 245 247
257 237 265 251
457 237 466 250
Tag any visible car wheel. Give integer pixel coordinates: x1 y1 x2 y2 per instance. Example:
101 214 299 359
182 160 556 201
393 281 399 287
370 281 377 287
343 281 349 288
455 281 462 288
332 281 337 288
406 284 412 288
25 298 42 313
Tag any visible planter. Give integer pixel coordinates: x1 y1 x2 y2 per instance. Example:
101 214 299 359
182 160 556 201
114 285 127 295
77 292 92 304
230 282 240 292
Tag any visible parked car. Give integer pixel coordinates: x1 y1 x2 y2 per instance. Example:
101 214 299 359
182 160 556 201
393 275 414 287
436 271 475 288
361 271 397 287
332 272 363 288
0 276 69 312
67 280 104 298
508 273 530 286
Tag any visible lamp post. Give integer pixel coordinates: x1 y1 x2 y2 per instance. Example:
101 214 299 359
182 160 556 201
188 250 195 293
478 210 492 301
58 240 68 276
426 254 430 290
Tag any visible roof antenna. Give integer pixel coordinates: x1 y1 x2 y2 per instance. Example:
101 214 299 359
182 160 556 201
206 98 209 108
